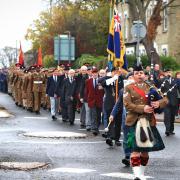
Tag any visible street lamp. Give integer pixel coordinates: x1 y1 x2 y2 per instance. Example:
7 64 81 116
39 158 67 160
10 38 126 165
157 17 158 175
64 31 71 64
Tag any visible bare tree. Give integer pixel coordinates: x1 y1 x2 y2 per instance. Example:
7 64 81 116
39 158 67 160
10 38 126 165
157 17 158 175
128 0 176 65
1 47 17 67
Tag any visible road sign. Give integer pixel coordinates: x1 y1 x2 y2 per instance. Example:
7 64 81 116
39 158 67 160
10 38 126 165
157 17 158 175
54 35 75 62
131 21 146 40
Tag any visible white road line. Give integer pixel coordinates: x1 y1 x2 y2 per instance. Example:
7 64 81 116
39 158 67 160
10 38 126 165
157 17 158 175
1 140 105 145
101 172 154 179
49 167 96 173
0 128 26 132
24 117 48 119
78 129 124 135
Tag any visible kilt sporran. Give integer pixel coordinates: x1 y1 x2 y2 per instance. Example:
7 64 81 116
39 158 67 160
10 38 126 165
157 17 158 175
135 118 154 148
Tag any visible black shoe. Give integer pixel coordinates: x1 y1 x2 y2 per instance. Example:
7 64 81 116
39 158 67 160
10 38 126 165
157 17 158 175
102 133 107 138
70 121 74 125
106 138 114 146
86 128 91 132
134 178 141 180
52 116 57 121
92 130 99 136
62 118 68 122
80 124 86 128
115 140 122 146
122 158 130 166
35 111 40 114
165 132 170 136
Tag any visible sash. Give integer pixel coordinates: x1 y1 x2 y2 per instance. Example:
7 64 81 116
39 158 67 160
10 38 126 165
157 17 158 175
130 84 147 103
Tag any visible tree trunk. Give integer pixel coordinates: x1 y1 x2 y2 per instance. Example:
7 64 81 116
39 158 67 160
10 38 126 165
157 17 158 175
142 35 161 67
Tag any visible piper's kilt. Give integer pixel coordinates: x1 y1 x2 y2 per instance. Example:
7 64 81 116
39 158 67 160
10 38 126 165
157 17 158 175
128 125 165 152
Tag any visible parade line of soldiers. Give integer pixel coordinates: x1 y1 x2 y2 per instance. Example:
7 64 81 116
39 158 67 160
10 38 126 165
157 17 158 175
0 63 180 180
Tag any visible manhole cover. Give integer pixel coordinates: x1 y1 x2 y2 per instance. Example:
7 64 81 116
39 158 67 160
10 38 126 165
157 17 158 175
23 131 87 139
0 162 49 171
0 109 13 118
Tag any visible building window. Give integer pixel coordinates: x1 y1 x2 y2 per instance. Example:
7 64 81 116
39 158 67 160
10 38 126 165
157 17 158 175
162 48 167 56
163 3 168 31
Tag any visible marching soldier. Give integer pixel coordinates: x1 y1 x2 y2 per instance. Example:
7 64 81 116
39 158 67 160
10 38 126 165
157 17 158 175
25 67 34 112
123 63 168 180
32 66 45 114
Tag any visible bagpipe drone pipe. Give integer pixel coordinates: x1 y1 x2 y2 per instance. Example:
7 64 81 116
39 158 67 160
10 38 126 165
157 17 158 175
144 80 164 114
145 79 177 114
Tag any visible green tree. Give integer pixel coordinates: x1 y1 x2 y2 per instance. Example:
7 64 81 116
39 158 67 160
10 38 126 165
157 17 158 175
43 55 58 68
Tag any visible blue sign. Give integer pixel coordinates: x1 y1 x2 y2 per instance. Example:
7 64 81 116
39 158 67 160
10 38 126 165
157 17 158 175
54 35 75 61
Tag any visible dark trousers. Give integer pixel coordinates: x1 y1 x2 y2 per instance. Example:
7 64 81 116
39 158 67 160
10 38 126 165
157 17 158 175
67 101 76 123
164 105 177 133
61 101 68 120
109 111 122 141
90 107 102 130
80 103 86 126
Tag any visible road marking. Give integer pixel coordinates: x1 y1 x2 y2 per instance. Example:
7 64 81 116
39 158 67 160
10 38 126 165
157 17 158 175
101 172 154 179
24 117 48 119
0 128 26 132
2 140 105 145
49 167 96 173
78 129 124 134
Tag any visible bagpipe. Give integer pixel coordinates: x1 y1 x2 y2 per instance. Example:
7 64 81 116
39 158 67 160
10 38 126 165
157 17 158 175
144 79 177 114
145 81 163 114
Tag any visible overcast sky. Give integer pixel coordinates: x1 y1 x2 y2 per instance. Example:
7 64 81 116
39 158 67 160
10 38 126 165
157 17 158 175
0 0 46 51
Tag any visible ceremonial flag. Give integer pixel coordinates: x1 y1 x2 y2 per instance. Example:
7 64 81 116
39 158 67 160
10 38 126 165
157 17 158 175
37 46 43 66
18 42 24 65
107 11 128 69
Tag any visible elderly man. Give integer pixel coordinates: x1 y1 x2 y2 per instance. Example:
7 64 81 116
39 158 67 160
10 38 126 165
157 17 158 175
79 65 89 128
62 69 77 125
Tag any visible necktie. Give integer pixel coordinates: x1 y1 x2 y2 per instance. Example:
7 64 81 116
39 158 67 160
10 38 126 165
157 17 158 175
54 76 56 82
94 79 96 88
169 77 171 84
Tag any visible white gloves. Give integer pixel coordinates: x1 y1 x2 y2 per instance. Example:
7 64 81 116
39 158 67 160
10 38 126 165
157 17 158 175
106 75 118 86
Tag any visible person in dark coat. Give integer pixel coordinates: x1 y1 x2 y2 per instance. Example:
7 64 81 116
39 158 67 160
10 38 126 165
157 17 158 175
161 69 179 136
61 69 77 125
79 65 89 128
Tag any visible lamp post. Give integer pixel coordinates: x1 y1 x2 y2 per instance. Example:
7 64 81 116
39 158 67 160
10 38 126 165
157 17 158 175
64 31 71 64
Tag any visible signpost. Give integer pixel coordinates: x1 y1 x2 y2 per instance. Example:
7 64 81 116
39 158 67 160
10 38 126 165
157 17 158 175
54 35 75 65
131 20 146 65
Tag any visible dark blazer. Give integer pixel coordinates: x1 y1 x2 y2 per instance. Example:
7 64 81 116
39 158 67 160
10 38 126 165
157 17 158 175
61 77 77 104
46 75 61 97
79 74 89 101
111 89 123 117
86 78 104 108
160 77 179 106
98 76 115 111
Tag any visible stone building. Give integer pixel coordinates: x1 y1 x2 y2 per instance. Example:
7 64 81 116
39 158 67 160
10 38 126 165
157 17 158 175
118 0 180 63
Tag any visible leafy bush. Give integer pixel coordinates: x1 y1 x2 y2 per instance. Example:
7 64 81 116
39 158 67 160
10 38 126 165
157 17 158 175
126 55 180 71
73 54 106 69
73 54 180 71
160 56 180 71
43 55 58 68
